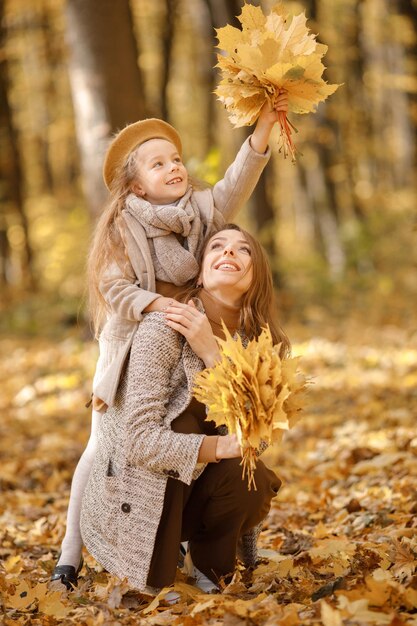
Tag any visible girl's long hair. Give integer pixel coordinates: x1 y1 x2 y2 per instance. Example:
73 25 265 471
180 223 291 358
87 147 142 336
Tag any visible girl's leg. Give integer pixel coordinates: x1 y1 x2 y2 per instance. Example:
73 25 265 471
55 409 102 568
182 458 281 583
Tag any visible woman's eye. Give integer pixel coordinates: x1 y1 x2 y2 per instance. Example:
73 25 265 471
210 243 221 249
153 161 163 168
241 246 251 254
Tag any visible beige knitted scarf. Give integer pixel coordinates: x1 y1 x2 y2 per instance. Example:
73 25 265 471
124 189 203 285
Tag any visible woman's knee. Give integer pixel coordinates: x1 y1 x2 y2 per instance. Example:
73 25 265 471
216 458 281 494
209 458 281 515
254 460 282 496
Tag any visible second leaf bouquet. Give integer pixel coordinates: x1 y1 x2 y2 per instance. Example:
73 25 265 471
193 323 307 490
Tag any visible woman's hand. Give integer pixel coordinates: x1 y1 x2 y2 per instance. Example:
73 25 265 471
251 90 289 154
215 434 242 459
165 300 220 367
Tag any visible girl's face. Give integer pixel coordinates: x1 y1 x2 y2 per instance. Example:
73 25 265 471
198 229 253 305
132 139 188 204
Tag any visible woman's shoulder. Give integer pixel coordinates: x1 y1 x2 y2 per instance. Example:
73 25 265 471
133 312 182 349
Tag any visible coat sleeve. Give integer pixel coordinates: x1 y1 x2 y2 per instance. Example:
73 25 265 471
123 313 205 485
211 136 271 222
99 260 159 323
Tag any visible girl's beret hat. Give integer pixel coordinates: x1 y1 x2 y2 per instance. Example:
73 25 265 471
103 118 182 189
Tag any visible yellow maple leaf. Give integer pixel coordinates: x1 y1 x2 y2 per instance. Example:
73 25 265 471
238 2 267 33
214 2 341 159
390 539 417 580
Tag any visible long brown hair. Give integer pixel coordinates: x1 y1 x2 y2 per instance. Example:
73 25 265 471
180 224 291 358
87 147 143 335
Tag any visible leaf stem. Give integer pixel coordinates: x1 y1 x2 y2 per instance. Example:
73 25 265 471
240 447 258 491
278 111 298 161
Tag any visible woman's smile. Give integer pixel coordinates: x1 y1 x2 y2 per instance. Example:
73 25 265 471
213 260 240 271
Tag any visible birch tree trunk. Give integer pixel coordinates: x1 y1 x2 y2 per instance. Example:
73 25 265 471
65 0 147 217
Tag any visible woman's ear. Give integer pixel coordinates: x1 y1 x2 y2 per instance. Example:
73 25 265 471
196 273 203 288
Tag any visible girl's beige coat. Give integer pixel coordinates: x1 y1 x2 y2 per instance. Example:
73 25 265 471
93 137 270 407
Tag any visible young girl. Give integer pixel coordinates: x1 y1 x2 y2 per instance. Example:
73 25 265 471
51 95 288 589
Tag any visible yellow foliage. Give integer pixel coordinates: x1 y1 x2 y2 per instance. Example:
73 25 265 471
193 323 307 489
214 2 341 158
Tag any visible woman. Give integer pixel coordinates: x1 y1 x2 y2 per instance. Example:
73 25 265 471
80 224 289 598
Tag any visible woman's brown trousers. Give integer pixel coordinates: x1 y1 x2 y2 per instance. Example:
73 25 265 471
147 400 281 588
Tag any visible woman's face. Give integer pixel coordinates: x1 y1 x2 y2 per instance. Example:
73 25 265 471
198 229 253 305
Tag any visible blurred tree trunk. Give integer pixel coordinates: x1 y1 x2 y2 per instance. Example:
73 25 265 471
160 0 176 122
201 0 243 147
395 0 417 173
0 0 35 289
65 0 147 217
38 2 59 193
304 0 370 276
359 0 413 190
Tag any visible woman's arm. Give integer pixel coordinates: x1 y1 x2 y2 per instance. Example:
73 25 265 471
124 314 239 484
124 315 205 484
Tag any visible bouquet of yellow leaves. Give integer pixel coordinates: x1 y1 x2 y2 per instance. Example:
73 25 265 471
214 2 341 159
193 323 307 490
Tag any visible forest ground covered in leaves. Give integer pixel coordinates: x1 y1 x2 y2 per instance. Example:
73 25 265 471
1 285 417 626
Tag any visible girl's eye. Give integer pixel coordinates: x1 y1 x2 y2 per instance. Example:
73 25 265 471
210 242 221 249
174 157 182 163
240 246 251 254
153 161 163 168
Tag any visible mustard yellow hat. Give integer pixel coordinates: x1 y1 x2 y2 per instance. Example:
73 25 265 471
103 118 182 189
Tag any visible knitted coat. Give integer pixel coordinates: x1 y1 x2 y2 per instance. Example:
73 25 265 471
93 137 270 408
81 313 220 590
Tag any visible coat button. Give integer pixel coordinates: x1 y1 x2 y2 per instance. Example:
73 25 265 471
163 469 180 479
121 503 131 513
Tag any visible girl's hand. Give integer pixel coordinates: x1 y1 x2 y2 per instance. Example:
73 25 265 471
215 434 242 459
144 296 177 313
258 90 289 125
165 300 220 367
250 90 288 154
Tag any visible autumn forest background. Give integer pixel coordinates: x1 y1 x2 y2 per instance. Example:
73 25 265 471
1 0 417 624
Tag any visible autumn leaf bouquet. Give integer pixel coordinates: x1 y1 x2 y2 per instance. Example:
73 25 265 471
193 324 307 490
214 2 340 159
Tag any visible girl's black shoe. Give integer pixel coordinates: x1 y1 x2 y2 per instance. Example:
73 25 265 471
50 557 83 590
